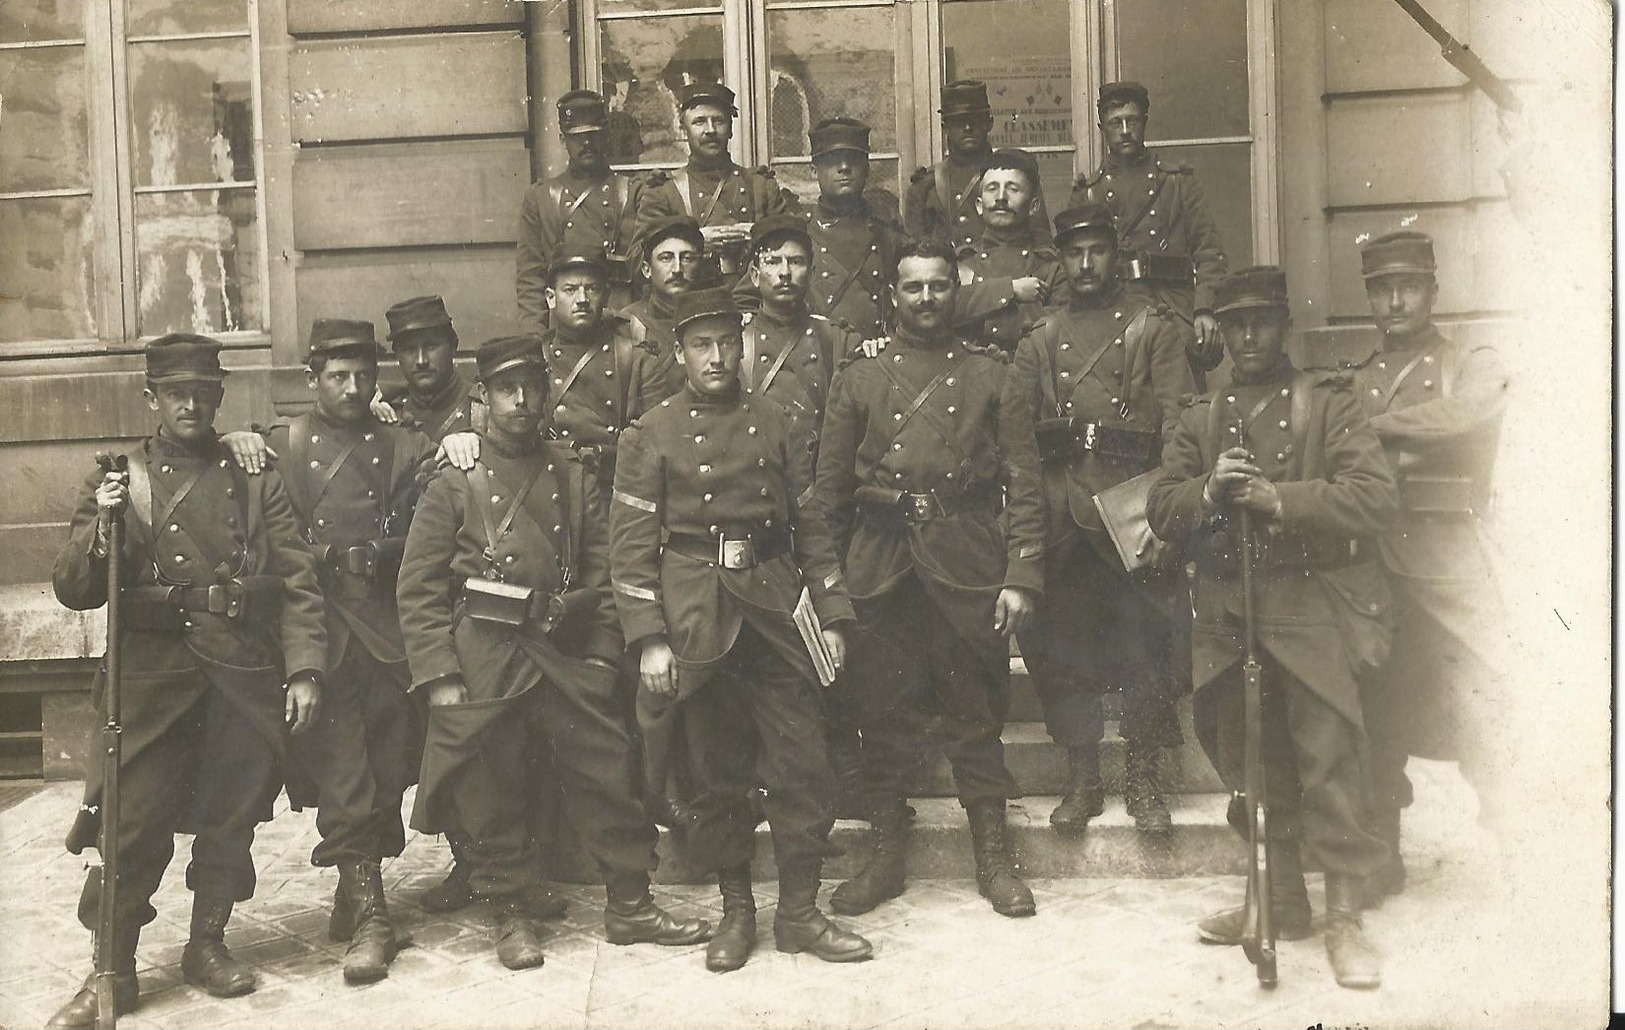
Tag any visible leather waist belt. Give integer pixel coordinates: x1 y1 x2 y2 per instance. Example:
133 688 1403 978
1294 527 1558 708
855 483 1001 525
1399 474 1475 517
323 542 381 578
458 578 596 633
1035 417 1161 468
575 442 619 475
1121 252 1193 287
664 530 790 570
1207 530 1363 573
122 576 283 629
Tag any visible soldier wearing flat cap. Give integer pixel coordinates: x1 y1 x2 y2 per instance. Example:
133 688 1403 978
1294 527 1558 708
48 335 327 1028
954 148 1067 352
237 319 437 985
517 90 647 333
803 117 905 337
378 296 484 441
1348 230 1511 906
905 80 1054 253
635 82 797 276
1146 267 1397 990
611 286 872 973
1072 82 1230 385
813 238 1045 922
1004 206 1193 835
398 334 709 972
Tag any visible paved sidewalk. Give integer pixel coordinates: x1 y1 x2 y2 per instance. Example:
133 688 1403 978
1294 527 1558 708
0 764 1605 1030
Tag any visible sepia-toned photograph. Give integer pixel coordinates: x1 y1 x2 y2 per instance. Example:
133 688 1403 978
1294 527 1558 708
0 0 1611 1027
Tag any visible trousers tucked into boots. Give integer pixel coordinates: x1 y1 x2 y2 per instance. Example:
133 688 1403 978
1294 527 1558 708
181 896 256 998
965 799 1036 917
706 863 757 973
773 867 872 963
830 800 909 916
1324 873 1382 989
336 861 401 984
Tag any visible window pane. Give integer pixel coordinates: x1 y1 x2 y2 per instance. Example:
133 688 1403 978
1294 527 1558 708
135 189 261 336
128 39 255 187
942 0 1074 149
126 0 249 37
0 47 90 191
0 0 84 43
601 14 725 165
0 196 96 342
765 7 896 159
1117 0 1248 141
771 158 901 216
1150 143 1252 266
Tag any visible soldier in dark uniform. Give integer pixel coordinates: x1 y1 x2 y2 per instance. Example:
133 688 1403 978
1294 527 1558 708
621 215 708 391
955 148 1066 352
47 335 326 1028
1146 267 1397 990
1005 206 1194 835
814 238 1046 920
1072 82 1229 384
905 80 1053 252
517 90 645 332
252 319 437 984
382 295 483 439
611 286 873 972
635 83 796 277
1348 231 1510 904
804 117 904 337
398 334 709 970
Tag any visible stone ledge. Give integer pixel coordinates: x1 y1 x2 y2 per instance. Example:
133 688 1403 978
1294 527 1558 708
0 583 105 662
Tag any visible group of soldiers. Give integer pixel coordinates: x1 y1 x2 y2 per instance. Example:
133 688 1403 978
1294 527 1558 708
46 74 1506 1027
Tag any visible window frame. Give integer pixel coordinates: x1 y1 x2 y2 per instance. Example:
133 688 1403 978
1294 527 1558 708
1 0 276 358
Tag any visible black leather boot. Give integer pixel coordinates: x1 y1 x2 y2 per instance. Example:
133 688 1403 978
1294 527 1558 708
705 864 757 972
1324 873 1382 989
494 900 546 971
181 896 257 998
604 875 711 946
773 868 872 962
829 800 908 916
342 861 402 984
418 860 474 914
1197 839 1313 944
46 926 140 1029
1049 745 1105 834
1361 807 1406 908
1124 746 1173 833
965 799 1036 917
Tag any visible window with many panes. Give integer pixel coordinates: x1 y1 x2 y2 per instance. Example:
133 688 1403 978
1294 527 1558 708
0 0 266 355
576 0 1275 258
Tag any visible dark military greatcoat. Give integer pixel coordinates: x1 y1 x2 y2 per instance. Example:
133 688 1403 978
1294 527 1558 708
543 318 677 497
1071 152 1227 319
636 159 796 242
806 196 905 337
954 229 1066 351
741 305 856 435
517 168 645 331
1146 359 1399 724
619 295 683 396
393 373 484 443
905 152 1054 252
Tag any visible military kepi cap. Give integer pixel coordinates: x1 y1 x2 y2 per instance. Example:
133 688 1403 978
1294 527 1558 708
1052 204 1117 244
475 334 546 383
673 286 742 334
307 318 378 364
637 214 705 255
385 295 455 343
146 333 227 384
1213 266 1290 315
1098 81 1151 113
549 248 610 282
750 214 811 254
677 81 737 114
1360 230 1436 279
809 117 871 158
939 80 991 116
557 89 608 135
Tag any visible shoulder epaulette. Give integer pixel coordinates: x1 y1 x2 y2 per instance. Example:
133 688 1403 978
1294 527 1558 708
1181 393 1213 408
955 244 978 261
1018 317 1049 340
807 312 830 324
1075 170 1103 191
837 346 877 371
910 166 931 184
1300 349 1378 389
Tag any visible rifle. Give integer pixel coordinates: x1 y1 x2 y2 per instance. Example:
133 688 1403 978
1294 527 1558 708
1234 433 1276 988
1392 0 1523 112
93 453 128 1030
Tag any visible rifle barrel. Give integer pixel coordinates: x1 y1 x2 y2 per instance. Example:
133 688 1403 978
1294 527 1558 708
1391 0 1523 112
94 455 126 1030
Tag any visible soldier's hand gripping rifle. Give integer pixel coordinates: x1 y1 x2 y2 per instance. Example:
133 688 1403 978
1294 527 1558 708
93 453 128 1030
1233 434 1276 988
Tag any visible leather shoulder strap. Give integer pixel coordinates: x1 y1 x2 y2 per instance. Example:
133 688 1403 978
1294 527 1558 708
672 169 694 217
1290 372 1314 479
283 414 313 520
125 448 154 544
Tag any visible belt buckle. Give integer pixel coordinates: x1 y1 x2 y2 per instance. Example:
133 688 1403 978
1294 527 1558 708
1124 256 1147 281
719 537 755 570
907 492 942 523
344 545 375 578
204 583 235 616
1080 421 1099 452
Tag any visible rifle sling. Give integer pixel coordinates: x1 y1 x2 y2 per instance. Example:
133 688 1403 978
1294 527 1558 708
874 352 972 472
552 343 603 408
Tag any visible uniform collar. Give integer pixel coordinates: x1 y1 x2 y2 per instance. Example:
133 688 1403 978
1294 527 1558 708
893 325 953 351
681 380 743 408
817 194 870 219
1231 354 1295 387
550 320 611 350
308 406 378 436
406 373 470 419
153 429 222 459
755 301 808 327
483 428 542 459
1066 281 1125 313
644 292 678 323
561 164 611 187
1103 149 1153 174
1380 323 1445 354
980 223 1038 248
687 153 735 176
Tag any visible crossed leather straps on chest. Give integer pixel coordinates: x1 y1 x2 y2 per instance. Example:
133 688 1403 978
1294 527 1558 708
124 449 256 584
1206 374 1313 478
282 414 400 539
1050 307 1151 418
874 351 976 479
467 460 574 587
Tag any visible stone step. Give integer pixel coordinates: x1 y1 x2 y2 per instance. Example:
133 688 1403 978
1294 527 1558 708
628 794 1246 884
